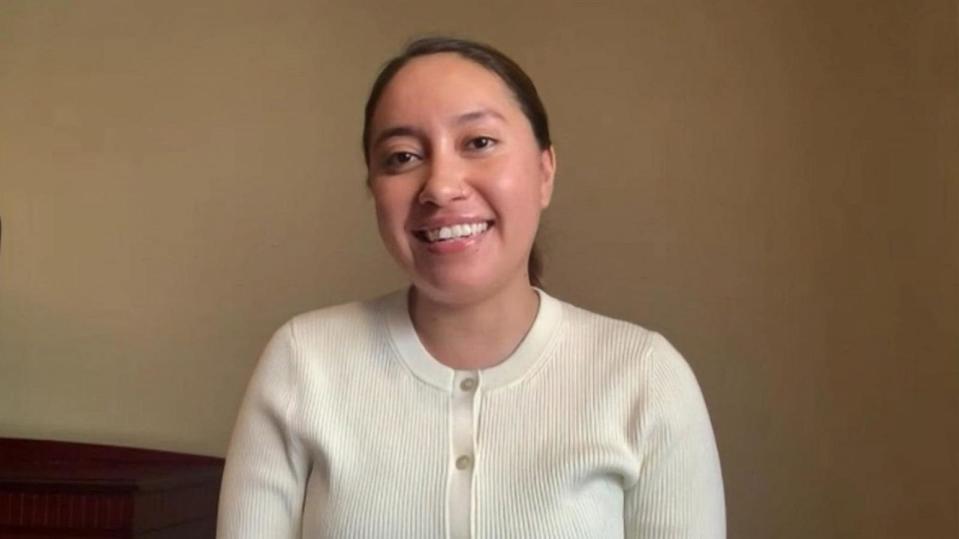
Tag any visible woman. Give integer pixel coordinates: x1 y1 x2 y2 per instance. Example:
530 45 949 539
218 37 725 538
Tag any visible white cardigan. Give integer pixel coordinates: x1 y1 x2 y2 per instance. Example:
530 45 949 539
217 289 725 538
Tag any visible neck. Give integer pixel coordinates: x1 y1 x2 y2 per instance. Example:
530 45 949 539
409 279 540 370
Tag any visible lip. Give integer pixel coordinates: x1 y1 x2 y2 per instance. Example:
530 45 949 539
420 225 490 255
410 215 494 233
408 214 494 255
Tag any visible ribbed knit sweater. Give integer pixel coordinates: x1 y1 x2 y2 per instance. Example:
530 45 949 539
217 288 725 538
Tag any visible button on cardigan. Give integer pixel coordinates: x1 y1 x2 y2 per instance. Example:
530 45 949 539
217 289 725 538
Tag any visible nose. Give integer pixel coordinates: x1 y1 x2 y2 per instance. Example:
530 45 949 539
418 151 469 206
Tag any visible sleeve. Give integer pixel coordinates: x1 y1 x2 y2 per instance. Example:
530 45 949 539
217 321 310 539
624 332 726 539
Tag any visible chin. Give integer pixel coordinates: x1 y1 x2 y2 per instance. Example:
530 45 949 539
409 273 500 306
411 266 532 307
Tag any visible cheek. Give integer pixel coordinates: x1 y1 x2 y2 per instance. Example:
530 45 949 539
370 191 398 238
371 184 416 247
372 184 401 217
488 159 548 217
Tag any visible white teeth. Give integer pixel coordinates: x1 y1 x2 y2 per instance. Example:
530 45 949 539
424 222 489 243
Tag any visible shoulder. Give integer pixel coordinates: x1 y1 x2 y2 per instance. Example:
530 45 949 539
287 292 392 333
245 292 403 413
253 291 398 378
558 299 654 352
278 291 397 348
556 298 690 373
550 295 704 405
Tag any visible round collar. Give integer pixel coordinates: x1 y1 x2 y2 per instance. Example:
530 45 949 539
385 286 563 392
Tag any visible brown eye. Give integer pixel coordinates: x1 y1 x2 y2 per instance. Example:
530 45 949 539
467 137 496 150
384 151 419 170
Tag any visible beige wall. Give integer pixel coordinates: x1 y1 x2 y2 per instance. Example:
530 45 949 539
1 1 956 537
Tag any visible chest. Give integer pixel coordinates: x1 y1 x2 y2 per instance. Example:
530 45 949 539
299 382 635 538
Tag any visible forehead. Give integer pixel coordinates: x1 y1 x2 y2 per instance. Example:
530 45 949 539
371 53 521 126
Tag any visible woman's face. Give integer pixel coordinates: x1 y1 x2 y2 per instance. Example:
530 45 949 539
367 53 555 305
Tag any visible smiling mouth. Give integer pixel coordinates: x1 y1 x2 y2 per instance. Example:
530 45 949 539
414 221 494 243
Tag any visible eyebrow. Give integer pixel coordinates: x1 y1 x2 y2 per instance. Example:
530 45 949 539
371 108 507 149
371 126 424 150
454 108 507 125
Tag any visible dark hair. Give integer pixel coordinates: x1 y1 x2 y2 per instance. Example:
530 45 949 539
362 36 552 288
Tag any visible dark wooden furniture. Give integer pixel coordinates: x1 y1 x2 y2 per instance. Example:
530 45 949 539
0 438 224 538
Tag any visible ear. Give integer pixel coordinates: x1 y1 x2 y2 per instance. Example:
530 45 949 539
538 145 556 208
